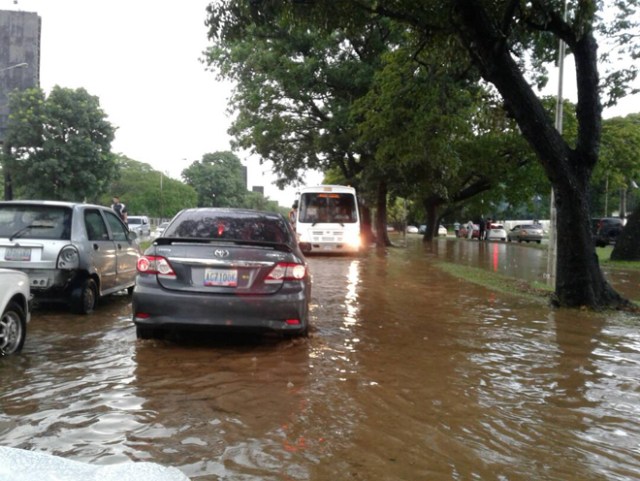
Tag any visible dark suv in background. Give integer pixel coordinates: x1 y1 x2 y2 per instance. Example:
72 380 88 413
592 217 624 247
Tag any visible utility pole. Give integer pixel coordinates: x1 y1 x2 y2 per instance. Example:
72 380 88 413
546 1 567 288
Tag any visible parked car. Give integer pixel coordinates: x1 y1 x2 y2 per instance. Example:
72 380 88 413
416 225 447 236
406 225 419 234
0 201 140 314
486 224 507 241
592 217 623 247
0 268 31 354
132 208 311 339
508 224 544 243
458 223 480 239
127 215 151 237
154 221 170 238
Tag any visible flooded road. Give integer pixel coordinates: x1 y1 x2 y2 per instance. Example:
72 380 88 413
2 238 640 480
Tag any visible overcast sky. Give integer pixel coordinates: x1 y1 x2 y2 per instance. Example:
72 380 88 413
2 1 638 208
3 0 315 206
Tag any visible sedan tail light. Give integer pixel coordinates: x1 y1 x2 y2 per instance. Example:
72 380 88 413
137 255 176 276
265 263 306 284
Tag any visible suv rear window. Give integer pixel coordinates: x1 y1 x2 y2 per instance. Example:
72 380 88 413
0 205 72 240
166 211 291 244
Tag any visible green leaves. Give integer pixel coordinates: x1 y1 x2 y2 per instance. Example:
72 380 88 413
182 151 248 208
5 86 116 201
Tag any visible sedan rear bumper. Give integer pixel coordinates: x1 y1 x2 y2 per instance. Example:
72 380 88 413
132 281 309 334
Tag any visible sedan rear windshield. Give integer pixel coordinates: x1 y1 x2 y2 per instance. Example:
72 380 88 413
165 211 291 244
0 205 72 240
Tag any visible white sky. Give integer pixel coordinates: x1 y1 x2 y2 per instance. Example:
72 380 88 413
3 0 315 207
2 1 638 208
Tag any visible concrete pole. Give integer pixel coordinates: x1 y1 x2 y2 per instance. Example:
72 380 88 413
547 0 568 288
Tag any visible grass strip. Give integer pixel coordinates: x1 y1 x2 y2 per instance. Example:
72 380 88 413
434 261 553 303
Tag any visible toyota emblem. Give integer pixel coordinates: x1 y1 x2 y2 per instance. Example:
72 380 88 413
214 249 230 258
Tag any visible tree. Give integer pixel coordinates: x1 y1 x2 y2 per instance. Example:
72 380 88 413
593 114 640 219
182 151 248 207
4 86 117 201
604 114 640 261
383 1 637 307
227 0 638 308
103 155 198 218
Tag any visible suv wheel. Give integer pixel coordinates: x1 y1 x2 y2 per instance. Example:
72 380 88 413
70 278 97 315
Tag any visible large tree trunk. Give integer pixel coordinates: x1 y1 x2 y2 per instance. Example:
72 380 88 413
554 169 624 306
375 180 392 247
422 197 440 241
454 0 629 309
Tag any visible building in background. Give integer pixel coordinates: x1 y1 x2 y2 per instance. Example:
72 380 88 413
0 9 41 143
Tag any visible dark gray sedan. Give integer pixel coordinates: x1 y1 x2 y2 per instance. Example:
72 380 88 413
132 208 311 339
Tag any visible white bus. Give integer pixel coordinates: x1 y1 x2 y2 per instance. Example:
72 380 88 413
295 185 361 254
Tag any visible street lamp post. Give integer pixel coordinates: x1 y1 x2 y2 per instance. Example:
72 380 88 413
0 62 27 73
546 1 567 288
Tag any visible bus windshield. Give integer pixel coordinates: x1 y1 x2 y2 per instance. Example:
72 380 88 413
298 192 357 224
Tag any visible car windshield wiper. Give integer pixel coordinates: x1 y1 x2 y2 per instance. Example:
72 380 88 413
9 224 54 241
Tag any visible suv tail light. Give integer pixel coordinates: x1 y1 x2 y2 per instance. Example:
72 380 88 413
137 255 176 276
265 262 306 284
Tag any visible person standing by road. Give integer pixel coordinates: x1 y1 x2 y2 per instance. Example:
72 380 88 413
479 217 486 240
111 196 128 223
466 220 474 239
288 200 298 229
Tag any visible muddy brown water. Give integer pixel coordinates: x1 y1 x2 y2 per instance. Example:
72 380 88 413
1 237 640 480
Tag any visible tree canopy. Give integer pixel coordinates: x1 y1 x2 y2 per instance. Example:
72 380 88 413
182 151 249 208
102 155 198 219
3 86 117 202
206 0 640 309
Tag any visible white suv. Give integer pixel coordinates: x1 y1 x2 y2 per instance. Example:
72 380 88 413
127 215 151 237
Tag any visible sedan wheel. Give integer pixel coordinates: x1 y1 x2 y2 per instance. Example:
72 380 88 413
70 278 97 315
0 302 26 355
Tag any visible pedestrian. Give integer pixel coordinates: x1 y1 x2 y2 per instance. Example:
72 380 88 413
454 221 460 238
111 196 128 223
288 200 298 226
466 220 474 239
479 217 486 240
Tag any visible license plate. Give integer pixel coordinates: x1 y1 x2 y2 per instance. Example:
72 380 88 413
4 247 31 261
204 268 237 287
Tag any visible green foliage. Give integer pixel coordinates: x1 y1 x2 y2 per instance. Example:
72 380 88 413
182 151 248 207
101 155 198 219
4 86 117 201
205 8 394 190
241 190 287 214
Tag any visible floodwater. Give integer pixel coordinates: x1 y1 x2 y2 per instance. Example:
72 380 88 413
1 237 640 480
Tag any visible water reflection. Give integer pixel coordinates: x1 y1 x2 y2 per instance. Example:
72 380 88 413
130 337 314 479
1 246 640 480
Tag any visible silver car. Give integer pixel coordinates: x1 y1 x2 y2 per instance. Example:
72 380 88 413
0 268 31 354
507 224 544 243
0 201 140 314
132 208 311 340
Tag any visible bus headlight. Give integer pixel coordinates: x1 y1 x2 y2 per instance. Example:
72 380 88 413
344 232 361 249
